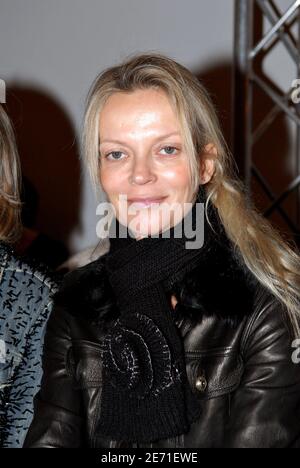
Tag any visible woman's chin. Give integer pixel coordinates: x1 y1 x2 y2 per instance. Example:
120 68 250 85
128 217 172 239
130 225 165 239
116 205 181 239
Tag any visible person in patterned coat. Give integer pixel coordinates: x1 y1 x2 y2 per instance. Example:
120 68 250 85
0 104 58 447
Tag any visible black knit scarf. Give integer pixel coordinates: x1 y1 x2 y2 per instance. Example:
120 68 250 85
96 184 222 443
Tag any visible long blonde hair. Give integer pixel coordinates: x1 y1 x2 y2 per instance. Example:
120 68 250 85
83 52 300 336
0 104 22 243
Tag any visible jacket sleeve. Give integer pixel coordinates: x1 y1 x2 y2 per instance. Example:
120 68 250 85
224 297 300 448
23 303 84 448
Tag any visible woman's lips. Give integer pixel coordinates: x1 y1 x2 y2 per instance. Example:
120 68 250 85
128 197 167 208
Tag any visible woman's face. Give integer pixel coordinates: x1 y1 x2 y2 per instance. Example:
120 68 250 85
99 87 213 238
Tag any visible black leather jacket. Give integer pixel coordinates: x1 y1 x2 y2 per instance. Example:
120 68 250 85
24 245 300 448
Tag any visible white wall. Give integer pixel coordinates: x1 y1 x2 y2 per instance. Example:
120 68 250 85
0 0 237 254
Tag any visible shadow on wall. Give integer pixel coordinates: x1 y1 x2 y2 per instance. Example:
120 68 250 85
193 61 296 244
6 86 82 268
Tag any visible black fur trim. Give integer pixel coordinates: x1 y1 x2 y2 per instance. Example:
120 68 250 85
53 253 120 331
168 239 260 328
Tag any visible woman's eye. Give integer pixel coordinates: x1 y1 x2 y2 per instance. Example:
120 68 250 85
105 151 125 161
159 146 179 155
103 146 179 160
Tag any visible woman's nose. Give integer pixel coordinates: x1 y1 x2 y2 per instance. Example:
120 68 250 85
129 159 156 185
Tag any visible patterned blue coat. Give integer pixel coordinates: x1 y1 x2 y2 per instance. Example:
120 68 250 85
0 242 58 447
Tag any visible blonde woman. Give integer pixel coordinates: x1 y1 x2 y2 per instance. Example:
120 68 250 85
25 53 300 448
0 104 58 448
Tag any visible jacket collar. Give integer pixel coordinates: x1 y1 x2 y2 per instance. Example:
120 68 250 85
0 241 14 263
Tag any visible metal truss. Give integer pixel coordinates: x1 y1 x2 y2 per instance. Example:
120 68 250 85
233 0 300 239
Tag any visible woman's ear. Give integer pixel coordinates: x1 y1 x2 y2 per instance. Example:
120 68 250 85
199 143 217 184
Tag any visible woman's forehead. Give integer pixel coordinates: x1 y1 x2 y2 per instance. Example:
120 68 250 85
99 89 181 138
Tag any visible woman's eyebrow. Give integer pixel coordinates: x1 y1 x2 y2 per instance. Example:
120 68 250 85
99 131 181 146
